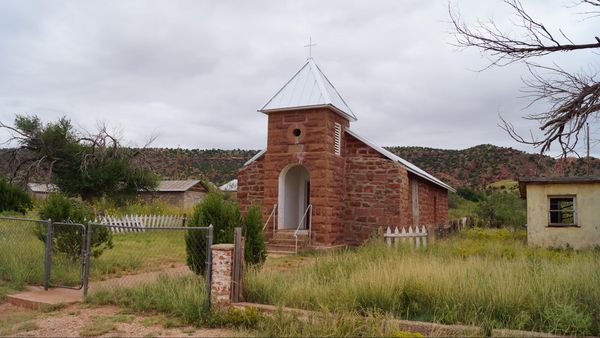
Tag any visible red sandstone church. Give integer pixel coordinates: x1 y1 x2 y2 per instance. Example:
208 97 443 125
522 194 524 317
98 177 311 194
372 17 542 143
237 58 455 251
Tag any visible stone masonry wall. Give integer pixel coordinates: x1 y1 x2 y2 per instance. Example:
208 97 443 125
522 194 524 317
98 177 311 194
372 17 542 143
343 133 411 246
407 173 449 227
237 158 265 216
260 108 350 246
237 107 450 248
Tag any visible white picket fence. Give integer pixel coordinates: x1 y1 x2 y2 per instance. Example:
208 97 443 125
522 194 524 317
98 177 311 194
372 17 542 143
384 225 428 248
97 214 187 233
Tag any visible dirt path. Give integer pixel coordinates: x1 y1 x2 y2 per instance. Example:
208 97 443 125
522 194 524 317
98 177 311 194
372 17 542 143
89 264 192 292
0 303 240 337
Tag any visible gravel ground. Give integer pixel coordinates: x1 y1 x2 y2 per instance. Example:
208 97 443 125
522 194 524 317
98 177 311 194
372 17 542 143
0 303 239 337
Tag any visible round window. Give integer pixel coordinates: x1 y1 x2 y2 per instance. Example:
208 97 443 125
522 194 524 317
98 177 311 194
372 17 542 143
292 128 302 137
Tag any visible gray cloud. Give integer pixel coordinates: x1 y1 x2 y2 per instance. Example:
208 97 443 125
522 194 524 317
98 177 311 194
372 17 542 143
0 0 597 155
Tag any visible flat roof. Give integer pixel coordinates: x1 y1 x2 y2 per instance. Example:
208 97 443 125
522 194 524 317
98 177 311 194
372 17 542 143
518 176 600 198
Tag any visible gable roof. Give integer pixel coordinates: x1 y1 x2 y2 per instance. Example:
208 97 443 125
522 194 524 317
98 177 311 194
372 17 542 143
155 180 205 192
244 149 266 166
27 183 59 194
345 129 455 192
219 179 238 192
259 58 357 121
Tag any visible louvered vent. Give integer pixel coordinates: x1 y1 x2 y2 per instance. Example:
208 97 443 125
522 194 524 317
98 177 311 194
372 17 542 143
334 123 341 156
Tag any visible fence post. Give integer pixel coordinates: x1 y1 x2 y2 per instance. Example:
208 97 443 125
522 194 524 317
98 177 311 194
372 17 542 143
43 219 53 291
232 227 244 303
83 223 94 298
204 224 213 311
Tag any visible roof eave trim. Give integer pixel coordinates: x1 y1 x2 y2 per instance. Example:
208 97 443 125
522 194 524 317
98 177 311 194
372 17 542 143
259 104 358 122
244 149 267 166
345 129 456 192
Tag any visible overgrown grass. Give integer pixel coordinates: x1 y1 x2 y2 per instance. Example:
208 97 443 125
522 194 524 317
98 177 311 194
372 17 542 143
86 273 428 337
89 230 187 280
245 228 600 336
255 309 428 337
88 274 208 325
0 220 188 290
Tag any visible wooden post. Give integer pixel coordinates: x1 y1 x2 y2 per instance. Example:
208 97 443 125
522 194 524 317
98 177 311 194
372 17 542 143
232 227 244 303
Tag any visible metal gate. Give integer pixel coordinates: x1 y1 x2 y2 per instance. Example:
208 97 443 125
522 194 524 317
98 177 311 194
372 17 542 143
48 222 87 290
0 217 86 290
0 216 213 309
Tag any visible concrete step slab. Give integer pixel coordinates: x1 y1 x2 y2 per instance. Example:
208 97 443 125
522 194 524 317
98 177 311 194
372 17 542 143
6 286 82 310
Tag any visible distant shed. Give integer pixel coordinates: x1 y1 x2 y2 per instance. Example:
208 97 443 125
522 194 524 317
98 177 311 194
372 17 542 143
26 183 58 199
139 180 209 209
519 176 600 249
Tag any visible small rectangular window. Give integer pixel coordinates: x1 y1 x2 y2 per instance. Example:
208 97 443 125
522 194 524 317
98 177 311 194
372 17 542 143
548 196 576 226
334 123 341 156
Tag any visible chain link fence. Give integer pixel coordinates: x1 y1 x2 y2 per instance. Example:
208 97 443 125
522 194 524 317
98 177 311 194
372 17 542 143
83 223 213 309
0 216 213 309
0 217 49 288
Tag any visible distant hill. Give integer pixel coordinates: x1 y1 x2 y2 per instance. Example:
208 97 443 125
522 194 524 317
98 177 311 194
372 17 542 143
2 144 599 188
387 144 600 188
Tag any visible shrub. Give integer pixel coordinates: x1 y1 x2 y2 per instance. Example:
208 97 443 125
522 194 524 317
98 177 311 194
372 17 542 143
244 205 266 267
475 191 526 229
0 178 32 214
185 191 240 275
37 194 112 259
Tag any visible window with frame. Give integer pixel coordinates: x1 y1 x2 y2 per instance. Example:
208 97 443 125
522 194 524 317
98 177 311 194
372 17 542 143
548 196 576 226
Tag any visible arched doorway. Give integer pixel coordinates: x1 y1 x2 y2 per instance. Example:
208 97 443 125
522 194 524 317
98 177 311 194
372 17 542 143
278 164 310 229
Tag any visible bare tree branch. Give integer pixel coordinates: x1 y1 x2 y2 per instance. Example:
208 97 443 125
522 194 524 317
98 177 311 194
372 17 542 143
451 0 600 159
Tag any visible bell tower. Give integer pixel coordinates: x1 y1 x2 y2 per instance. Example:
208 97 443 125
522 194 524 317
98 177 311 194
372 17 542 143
256 58 357 247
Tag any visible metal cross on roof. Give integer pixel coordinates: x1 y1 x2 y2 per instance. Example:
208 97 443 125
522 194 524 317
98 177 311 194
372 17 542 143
304 36 317 59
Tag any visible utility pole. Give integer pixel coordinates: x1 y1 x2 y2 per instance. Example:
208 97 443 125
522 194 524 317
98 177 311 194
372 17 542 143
587 123 591 176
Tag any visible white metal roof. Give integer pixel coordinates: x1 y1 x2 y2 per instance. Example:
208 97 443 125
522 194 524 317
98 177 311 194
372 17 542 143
345 129 455 192
155 180 203 192
219 179 238 192
259 58 357 121
27 183 58 193
244 149 266 166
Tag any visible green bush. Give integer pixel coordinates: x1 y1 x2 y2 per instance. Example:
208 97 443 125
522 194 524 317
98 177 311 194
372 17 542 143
37 194 112 259
185 191 240 275
0 178 32 214
476 192 526 229
244 205 266 267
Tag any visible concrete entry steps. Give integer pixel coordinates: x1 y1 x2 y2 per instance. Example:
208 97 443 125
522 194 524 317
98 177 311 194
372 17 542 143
266 229 309 255
6 286 82 310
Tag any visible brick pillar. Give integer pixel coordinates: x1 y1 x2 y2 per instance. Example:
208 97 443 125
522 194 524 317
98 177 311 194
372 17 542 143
210 244 234 306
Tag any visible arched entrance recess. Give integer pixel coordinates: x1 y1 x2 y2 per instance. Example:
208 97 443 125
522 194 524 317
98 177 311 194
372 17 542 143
278 164 311 229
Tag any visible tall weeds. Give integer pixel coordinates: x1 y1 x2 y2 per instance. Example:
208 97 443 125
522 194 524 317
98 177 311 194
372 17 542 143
245 228 600 336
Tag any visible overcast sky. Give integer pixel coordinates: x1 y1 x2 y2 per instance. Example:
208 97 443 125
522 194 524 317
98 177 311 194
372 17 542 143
0 0 598 155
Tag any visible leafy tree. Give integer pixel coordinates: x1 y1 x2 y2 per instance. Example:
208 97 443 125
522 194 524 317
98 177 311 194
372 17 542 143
450 0 600 157
475 192 526 229
185 191 240 275
0 115 157 201
0 177 32 214
456 187 482 202
37 194 113 259
244 205 266 267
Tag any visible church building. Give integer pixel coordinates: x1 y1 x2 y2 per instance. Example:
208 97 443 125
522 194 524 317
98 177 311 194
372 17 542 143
237 57 455 251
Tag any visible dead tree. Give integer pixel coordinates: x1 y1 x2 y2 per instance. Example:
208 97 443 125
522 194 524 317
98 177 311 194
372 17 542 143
450 0 600 158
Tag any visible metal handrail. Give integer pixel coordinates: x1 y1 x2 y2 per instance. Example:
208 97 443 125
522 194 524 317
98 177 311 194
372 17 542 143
294 204 312 254
263 204 277 232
